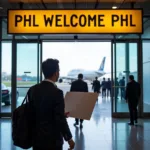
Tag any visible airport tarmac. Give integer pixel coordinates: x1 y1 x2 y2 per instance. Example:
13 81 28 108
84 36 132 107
2 83 101 113
1 83 133 114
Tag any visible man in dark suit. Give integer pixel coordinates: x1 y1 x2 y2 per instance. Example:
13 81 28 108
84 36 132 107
92 77 101 94
30 59 75 150
125 75 141 126
106 78 111 97
119 77 125 100
101 78 107 98
70 73 88 128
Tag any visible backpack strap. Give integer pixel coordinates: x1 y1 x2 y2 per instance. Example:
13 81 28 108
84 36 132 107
21 90 30 105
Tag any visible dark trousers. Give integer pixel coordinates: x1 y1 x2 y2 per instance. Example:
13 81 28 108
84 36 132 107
94 90 99 100
102 89 106 97
107 88 111 97
75 118 83 124
128 102 138 123
120 88 125 99
33 146 62 150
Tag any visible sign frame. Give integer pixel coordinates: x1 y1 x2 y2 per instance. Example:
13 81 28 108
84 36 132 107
7 8 143 35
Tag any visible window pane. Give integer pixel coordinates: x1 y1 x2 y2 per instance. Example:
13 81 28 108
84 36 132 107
114 43 138 113
143 41 150 112
17 43 38 108
1 41 12 113
142 18 150 38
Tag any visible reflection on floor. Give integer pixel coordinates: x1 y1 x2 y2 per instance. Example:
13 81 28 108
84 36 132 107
1 96 150 150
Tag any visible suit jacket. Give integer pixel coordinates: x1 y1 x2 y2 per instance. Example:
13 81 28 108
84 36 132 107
70 79 88 92
28 81 72 149
92 80 101 91
125 80 141 105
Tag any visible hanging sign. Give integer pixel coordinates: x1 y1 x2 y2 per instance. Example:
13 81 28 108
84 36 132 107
7 9 143 34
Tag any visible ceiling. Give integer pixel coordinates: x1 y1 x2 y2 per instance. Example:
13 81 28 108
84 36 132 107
0 0 150 16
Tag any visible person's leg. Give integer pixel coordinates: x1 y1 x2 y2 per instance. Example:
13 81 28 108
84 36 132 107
80 119 83 124
80 119 84 128
106 89 108 97
122 88 125 99
121 89 123 99
133 103 138 123
104 89 106 97
108 89 111 97
128 103 134 125
102 89 104 97
74 118 79 125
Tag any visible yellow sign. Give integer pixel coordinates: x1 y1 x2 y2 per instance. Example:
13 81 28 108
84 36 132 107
8 9 143 34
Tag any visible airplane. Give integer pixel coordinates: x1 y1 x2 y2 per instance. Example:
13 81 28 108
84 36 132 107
58 57 106 83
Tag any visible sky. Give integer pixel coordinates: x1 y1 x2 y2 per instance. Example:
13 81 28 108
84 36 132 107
2 41 137 77
43 42 111 76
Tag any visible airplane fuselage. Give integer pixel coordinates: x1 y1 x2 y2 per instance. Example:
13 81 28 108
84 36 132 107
68 70 105 81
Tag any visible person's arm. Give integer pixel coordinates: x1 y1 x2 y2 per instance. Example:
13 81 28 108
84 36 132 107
54 90 72 141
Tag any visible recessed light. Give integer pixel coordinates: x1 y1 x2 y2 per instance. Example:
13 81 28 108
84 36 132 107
112 6 117 9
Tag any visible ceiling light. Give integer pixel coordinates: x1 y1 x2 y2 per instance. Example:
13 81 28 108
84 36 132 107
112 6 117 9
0 7 3 9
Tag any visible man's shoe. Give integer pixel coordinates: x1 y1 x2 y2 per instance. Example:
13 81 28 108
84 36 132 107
128 122 134 126
74 122 79 126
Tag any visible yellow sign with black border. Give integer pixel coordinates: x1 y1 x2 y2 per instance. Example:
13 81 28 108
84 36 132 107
7 9 143 34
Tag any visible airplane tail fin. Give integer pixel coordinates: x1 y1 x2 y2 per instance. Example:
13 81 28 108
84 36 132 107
98 57 106 71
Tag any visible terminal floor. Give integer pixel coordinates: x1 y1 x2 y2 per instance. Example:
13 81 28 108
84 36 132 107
1 97 150 150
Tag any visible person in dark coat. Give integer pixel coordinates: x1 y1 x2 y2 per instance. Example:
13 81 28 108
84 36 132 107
92 77 101 93
115 78 119 99
119 77 125 100
125 75 141 126
30 59 75 150
101 78 107 98
106 78 111 97
70 73 88 128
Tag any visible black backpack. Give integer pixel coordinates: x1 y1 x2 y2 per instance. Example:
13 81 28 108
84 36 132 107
12 89 34 149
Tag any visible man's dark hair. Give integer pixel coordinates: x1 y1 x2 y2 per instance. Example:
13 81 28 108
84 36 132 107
42 59 59 78
123 77 125 79
95 77 98 80
78 73 83 79
129 75 134 80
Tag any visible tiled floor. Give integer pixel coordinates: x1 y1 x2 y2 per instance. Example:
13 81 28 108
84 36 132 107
1 96 150 150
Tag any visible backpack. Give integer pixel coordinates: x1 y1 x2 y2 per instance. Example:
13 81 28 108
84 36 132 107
12 89 34 149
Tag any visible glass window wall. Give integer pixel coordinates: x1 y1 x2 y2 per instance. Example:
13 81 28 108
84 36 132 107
16 43 39 108
113 42 138 113
1 41 12 113
143 41 150 112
